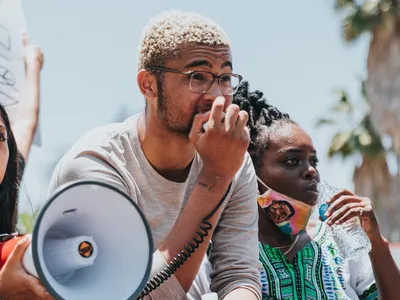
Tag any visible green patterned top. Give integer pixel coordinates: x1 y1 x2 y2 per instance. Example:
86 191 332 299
259 222 378 300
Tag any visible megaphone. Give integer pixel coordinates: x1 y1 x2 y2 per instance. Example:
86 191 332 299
1 180 154 300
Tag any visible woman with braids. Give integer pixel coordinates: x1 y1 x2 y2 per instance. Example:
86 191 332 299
232 81 399 300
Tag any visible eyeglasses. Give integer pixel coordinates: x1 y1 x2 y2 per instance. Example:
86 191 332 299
146 66 243 96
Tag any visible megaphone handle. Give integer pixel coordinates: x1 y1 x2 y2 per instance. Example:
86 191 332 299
22 244 38 278
137 182 233 299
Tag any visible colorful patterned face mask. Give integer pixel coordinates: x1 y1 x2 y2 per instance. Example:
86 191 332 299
257 177 315 236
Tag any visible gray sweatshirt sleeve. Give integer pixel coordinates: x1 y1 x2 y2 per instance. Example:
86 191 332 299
47 152 188 300
209 153 262 299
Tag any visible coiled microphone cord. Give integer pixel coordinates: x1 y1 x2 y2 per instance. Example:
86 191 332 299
137 182 232 299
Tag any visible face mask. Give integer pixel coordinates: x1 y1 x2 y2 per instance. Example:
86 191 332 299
257 176 314 236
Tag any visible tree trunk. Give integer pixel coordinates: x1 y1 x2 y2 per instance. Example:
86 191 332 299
353 156 398 241
366 23 400 154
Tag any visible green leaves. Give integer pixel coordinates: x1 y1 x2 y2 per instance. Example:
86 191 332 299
334 0 394 42
331 90 354 113
316 80 385 160
315 118 337 126
327 131 356 158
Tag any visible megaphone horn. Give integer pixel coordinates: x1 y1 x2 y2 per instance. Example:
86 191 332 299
1 180 154 300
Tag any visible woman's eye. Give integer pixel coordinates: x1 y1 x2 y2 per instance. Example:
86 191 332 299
311 158 319 167
286 158 299 165
0 134 7 142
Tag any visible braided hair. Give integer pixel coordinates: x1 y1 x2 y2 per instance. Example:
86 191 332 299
233 81 296 168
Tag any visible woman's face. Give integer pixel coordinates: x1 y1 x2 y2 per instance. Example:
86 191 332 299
0 117 9 183
257 122 320 205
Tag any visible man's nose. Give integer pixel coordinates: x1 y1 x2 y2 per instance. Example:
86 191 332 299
203 80 222 101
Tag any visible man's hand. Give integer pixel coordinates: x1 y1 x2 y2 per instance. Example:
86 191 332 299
190 96 249 182
0 235 53 300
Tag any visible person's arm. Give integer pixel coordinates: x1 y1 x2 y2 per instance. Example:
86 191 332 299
157 169 232 292
367 235 399 300
13 34 43 161
158 97 255 295
208 153 261 300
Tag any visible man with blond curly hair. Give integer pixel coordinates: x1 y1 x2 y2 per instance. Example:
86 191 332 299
49 10 261 300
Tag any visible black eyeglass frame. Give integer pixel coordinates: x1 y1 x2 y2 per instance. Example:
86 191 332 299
146 66 243 96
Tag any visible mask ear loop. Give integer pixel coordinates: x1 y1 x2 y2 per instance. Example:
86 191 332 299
257 176 316 210
256 176 272 193
256 176 273 214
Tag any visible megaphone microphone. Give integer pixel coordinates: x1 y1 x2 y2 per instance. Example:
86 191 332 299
1 231 97 283
1 180 154 300
202 112 225 131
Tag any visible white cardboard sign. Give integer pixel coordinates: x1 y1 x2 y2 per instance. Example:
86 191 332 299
0 0 41 146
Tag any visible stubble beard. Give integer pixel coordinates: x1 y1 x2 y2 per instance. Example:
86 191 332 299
156 79 195 139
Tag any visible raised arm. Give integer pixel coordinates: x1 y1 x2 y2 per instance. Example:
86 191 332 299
146 98 253 297
12 34 43 161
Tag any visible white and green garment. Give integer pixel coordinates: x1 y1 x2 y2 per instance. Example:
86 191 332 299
259 222 378 300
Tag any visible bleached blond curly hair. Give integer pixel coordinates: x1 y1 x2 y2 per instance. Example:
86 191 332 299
137 10 230 70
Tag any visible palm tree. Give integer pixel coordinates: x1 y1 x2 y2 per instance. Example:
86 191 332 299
333 0 400 242
333 0 400 160
316 80 399 240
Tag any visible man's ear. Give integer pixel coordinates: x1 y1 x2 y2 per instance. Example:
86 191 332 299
137 69 157 102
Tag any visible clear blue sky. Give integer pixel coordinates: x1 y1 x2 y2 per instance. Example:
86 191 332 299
19 0 369 212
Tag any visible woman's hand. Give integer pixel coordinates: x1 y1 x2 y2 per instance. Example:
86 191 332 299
324 189 381 240
0 235 53 300
23 33 44 75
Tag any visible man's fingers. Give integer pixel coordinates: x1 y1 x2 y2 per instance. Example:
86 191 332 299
207 97 225 131
189 111 211 141
236 110 249 131
224 104 239 132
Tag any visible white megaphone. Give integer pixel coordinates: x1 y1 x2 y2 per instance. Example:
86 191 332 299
19 180 153 300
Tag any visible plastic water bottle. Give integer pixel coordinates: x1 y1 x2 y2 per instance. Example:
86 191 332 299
317 181 371 260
